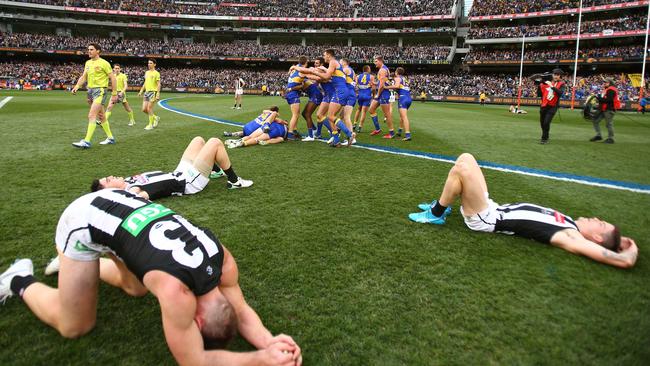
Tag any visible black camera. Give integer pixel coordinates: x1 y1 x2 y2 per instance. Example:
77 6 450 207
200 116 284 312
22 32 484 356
531 72 553 85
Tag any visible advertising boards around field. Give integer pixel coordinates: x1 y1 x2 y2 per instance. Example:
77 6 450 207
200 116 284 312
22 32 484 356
427 95 638 110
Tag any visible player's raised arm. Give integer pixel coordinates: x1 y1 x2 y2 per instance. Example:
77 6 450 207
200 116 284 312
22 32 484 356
551 230 638 268
72 69 88 94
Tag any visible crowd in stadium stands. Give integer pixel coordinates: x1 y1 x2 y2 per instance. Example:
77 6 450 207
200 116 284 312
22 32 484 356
468 14 646 39
0 32 451 61
466 45 645 62
1 61 644 102
6 0 454 16
470 0 633 17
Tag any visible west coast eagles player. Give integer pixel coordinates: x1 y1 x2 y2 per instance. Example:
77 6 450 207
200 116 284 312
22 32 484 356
138 59 161 130
71 43 117 149
105 64 136 126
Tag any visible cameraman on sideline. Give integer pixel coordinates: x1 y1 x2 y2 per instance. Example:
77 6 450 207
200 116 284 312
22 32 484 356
589 78 620 144
534 68 566 145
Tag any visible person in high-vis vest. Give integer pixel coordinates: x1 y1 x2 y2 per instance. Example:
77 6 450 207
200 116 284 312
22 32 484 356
590 78 620 144
536 68 566 145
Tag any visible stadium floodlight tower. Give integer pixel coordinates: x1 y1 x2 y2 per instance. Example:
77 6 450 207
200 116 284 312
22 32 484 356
570 0 583 110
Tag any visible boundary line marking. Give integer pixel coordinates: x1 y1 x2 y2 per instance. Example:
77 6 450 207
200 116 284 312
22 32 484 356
159 97 650 195
0 96 13 109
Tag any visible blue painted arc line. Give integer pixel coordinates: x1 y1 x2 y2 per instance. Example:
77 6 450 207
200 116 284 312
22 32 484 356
158 97 650 195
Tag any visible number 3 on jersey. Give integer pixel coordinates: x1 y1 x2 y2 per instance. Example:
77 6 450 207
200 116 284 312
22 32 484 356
149 215 220 268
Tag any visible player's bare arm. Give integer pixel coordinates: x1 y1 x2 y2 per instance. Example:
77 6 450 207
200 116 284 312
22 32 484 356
72 70 88 94
218 249 301 362
551 229 638 268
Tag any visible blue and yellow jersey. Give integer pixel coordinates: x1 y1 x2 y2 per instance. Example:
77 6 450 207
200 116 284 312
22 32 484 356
286 67 304 99
304 79 322 97
379 65 391 88
357 72 373 98
319 66 335 95
331 60 347 88
396 76 411 98
344 67 356 90
254 111 274 125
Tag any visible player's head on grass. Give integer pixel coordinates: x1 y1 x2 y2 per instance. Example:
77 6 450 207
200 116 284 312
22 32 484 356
91 176 126 192
196 290 238 349
147 58 157 70
269 105 279 112
87 43 101 59
113 63 121 74
577 217 622 252
323 49 336 62
298 56 308 66
395 67 405 76
373 55 384 68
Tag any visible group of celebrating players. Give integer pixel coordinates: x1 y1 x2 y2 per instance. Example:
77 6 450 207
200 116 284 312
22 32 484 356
0 41 640 366
224 49 413 149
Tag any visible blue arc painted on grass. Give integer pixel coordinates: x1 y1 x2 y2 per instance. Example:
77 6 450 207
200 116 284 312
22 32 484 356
159 97 650 195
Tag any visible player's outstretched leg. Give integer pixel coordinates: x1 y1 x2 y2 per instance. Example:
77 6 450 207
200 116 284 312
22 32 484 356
409 153 488 224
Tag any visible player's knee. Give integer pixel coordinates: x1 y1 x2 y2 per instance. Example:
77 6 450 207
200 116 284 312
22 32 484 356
59 321 95 339
192 136 206 145
456 153 476 165
206 137 223 148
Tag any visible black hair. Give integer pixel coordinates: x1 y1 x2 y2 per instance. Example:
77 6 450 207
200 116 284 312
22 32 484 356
90 179 103 192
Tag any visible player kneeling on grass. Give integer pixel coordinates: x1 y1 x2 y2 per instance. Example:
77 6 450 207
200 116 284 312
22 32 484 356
93 136 253 199
0 190 302 366
408 153 638 269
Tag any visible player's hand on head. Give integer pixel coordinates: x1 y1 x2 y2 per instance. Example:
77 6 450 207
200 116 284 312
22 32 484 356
620 237 638 252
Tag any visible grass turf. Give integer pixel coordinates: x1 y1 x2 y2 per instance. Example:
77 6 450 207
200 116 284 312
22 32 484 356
0 90 649 365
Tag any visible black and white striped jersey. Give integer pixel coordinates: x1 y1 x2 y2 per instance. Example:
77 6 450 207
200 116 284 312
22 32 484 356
236 78 244 89
125 171 186 200
494 203 579 244
55 189 224 295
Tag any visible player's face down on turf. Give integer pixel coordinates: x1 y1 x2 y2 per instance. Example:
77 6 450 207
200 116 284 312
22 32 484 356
6 189 301 364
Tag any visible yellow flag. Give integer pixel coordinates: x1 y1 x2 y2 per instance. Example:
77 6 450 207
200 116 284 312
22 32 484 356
629 74 643 88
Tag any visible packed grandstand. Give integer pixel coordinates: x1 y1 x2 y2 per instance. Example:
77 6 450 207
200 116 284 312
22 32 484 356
0 0 647 108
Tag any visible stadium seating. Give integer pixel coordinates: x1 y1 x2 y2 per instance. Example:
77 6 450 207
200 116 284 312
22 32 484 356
4 0 455 17
469 0 633 17
468 14 646 39
0 33 451 61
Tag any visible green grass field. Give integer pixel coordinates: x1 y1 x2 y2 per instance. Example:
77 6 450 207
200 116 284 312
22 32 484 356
0 90 649 365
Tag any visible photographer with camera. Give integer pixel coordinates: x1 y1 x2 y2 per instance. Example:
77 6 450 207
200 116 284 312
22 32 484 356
533 68 566 144
589 78 620 144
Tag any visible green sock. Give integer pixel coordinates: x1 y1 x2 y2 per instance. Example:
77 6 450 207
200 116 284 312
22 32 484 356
84 121 97 142
127 111 135 122
101 121 114 139
105 111 112 123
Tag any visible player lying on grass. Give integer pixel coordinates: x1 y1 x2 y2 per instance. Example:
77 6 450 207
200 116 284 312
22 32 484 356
92 136 253 199
223 106 281 139
0 190 302 366
224 107 289 148
408 153 638 269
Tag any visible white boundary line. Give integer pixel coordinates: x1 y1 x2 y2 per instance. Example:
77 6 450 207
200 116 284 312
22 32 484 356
159 97 650 195
0 96 14 110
